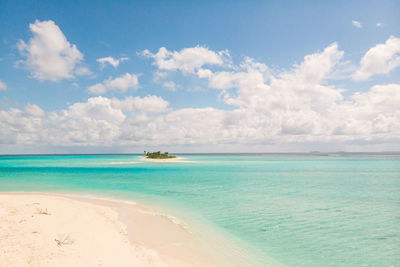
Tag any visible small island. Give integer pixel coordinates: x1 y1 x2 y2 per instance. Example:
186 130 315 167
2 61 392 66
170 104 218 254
145 151 176 159
141 151 185 162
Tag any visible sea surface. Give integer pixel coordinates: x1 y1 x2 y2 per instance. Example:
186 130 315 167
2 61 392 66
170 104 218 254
0 154 399 266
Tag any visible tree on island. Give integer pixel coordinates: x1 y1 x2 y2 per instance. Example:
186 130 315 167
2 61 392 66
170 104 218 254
145 151 176 159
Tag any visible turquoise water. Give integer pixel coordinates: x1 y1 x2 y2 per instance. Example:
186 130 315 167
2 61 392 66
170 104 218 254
0 154 399 266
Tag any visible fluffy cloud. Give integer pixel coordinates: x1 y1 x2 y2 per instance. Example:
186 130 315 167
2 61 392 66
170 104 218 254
352 20 362 28
88 73 139 94
97 56 129 68
333 83 400 136
0 104 44 144
353 36 400 81
141 46 230 73
24 103 45 117
0 80 7 91
287 42 344 84
111 95 169 113
350 83 400 119
198 57 270 90
17 20 86 81
208 43 346 138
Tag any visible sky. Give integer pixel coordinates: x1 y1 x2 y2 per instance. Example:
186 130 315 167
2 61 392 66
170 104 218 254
0 0 399 153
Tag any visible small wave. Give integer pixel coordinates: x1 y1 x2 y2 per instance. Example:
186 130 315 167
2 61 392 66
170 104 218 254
137 209 193 233
108 161 139 165
62 193 138 206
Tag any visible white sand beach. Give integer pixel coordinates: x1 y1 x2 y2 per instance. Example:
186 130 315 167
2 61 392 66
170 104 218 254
0 193 246 267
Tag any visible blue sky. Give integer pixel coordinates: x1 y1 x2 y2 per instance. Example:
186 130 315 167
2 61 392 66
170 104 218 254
0 0 399 153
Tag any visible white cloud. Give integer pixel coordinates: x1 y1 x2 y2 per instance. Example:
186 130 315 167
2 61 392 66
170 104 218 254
351 83 400 113
152 71 177 91
88 73 140 94
334 83 400 136
45 96 126 144
210 43 346 138
112 95 170 113
0 80 7 91
288 42 344 84
152 71 168 82
162 81 177 91
97 56 129 69
24 103 45 117
376 22 383 28
0 103 45 144
352 20 362 28
105 73 139 91
75 66 92 76
353 36 400 81
17 20 85 81
87 84 107 94
141 46 230 73
199 57 270 90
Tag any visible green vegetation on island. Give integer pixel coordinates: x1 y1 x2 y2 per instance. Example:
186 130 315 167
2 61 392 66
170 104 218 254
145 151 176 159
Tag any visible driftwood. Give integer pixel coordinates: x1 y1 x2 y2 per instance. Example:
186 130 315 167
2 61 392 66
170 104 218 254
35 207 50 215
54 235 74 247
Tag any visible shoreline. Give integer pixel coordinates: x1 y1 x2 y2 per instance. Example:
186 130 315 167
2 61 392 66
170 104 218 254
140 156 189 163
0 192 267 266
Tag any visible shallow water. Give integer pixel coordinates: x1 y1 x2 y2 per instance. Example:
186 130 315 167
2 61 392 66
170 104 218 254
0 154 399 266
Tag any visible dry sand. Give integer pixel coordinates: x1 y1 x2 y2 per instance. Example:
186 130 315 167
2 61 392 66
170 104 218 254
0 193 251 267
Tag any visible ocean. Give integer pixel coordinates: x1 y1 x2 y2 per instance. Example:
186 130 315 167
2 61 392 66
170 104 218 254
0 154 399 266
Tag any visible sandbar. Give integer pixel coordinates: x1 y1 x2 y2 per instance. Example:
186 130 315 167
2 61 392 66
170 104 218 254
140 156 188 163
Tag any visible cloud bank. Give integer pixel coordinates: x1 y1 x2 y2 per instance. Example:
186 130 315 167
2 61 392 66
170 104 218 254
2 41 400 152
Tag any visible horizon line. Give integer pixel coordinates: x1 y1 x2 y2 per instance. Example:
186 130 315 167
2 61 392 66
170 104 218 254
1 152 400 156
